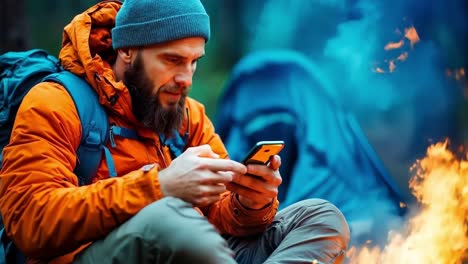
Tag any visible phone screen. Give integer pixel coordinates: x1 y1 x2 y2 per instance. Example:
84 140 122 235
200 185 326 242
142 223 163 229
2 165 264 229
242 141 285 165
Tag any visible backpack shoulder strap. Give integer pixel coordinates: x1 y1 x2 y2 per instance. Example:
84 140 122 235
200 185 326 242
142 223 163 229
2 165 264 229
159 129 189 159
43 71 117 185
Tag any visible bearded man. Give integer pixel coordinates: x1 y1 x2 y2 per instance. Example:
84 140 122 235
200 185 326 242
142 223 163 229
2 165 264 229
0 0 349 263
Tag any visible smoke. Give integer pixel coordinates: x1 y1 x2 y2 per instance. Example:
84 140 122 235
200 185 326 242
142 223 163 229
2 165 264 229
249 0 347 58
321 0 464 178
239 0 467 248
246 0 465 188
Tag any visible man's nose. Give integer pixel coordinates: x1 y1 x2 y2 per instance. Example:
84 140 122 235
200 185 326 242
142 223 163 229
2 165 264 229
174 70 193 88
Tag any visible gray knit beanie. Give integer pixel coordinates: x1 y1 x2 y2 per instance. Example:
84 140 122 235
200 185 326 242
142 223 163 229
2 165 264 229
112 0 210 49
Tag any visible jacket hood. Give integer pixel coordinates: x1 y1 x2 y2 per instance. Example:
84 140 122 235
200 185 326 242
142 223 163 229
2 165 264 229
59 0 137 123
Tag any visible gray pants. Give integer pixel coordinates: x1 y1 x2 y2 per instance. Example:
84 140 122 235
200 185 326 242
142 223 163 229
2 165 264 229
74 197 349 264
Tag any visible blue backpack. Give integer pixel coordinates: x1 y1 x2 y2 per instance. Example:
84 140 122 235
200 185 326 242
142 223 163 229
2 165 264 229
0 49 116 263
0 49 189 263
0 49 117 182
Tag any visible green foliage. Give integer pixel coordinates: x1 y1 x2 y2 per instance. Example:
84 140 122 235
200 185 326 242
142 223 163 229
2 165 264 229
26 1 98 54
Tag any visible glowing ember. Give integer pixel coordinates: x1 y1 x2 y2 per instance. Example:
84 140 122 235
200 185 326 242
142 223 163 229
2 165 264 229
397 52 409 62
374 26 419 74
384 40 405 51
347 141 468 263
446 68 465 80
404 26 420 48
374 67 385 73
454 68 466 81
389 60 396 73
446 68 468 98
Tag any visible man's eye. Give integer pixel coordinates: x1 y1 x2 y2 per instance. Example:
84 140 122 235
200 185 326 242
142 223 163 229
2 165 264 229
167 57 181 64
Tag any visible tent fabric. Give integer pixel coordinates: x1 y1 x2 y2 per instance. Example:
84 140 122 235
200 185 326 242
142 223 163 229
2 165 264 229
216 49 406 243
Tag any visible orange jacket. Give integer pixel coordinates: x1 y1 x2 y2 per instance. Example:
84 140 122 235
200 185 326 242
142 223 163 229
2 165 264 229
0 1 278 263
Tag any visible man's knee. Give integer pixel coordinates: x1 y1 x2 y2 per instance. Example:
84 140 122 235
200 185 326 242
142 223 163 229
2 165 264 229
288 199 351 247
120 197 232 263
125 197 209 239
76 198 234 263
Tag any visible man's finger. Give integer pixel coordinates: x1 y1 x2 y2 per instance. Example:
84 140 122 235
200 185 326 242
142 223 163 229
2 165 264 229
199 158 247 174
269 155 281 170
231 172 265 188
199 183 227 196
198 171 233 184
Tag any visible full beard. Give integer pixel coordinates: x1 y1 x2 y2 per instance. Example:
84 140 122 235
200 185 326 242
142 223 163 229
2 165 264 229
123 52 186 135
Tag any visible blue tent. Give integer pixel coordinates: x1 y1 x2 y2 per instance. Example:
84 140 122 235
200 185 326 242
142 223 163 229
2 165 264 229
216 50 407 244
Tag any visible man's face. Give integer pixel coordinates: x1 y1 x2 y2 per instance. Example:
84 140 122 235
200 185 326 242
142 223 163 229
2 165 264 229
123 37 205 135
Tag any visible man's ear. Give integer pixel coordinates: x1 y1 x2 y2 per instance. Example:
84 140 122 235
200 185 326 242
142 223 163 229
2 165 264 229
117 48 133 64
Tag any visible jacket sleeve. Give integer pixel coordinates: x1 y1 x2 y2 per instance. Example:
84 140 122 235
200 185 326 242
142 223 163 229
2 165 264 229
185 99 279 236
0 82 162 258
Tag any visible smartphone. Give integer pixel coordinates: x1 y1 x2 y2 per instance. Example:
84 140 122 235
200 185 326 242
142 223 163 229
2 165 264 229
241 141 285 165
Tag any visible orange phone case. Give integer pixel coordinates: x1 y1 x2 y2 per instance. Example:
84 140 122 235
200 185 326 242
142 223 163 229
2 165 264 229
242 141 285 165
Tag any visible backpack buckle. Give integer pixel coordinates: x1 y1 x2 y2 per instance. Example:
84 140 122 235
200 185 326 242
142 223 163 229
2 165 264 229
83 129 102 148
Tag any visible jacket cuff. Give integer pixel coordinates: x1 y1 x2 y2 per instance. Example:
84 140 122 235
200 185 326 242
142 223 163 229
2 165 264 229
230 193 278 224
123 164 164 202
146 164 163 200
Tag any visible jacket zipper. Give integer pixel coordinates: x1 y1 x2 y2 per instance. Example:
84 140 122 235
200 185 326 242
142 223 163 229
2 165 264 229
155 138 168 169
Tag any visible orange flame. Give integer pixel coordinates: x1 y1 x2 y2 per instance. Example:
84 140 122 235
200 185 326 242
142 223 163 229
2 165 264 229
404 26 420 48
347 141 468 263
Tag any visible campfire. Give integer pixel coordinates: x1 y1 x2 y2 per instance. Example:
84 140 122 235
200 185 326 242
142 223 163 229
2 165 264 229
346 141 468 263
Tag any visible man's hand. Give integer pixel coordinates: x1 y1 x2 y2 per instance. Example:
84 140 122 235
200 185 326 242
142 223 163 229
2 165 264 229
158 145 247 207
226 155 282 209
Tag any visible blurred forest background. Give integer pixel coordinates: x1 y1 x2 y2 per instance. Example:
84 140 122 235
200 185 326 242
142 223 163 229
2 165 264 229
1 0 467 200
